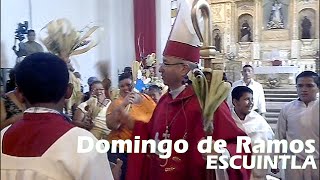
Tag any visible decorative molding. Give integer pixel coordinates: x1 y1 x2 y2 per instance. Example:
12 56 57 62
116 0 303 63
236 1 254 16
297 1 319 12
260 41 291 50
261 29 290 41
211 4 226 22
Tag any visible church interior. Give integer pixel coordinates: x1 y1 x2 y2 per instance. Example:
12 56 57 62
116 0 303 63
0 0 319 179
2 0 318 129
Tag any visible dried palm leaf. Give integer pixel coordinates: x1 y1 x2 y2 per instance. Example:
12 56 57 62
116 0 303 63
40 18 101 62
96 61 110 80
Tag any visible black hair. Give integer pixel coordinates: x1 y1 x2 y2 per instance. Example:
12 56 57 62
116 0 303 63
118 72 132 82
27 30 35 35
124 67 132 73
89 80 103 91
232 86 253 101
5 64 20 92
222 72 228 81
296 71 319 87
73 72 81 79
243 64 253 70
15 52 69 104
148 85 162 93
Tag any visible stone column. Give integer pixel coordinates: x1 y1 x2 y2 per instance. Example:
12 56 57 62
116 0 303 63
254 0 260 42
253 42 260 61
252 0 260 62
291 0 300 65
315 51 319 74
224 2 232 53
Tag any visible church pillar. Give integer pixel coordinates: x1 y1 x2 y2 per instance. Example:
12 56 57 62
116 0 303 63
155 0 171 66
254 0 260 42
224 2 232 53
292 1 299 40
252 42 260 61
97 0 135 87
291 0 299 65
230 2 236 49
253 0 261 62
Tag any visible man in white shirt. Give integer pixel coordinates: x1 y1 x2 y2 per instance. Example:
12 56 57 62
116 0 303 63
275 71 319 180
231 86 274 180
228 65 266 115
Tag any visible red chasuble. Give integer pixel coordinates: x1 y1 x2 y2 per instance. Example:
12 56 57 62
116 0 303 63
2 113 74 157
126 86 251 180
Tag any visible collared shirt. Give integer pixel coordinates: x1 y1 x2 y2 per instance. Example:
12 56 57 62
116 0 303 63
276 99 319 159
169 85 186 99
24 107 73 122
24 107 60 114
228 79 266 113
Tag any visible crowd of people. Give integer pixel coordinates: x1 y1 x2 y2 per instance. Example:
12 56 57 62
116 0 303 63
1 49 318 180
1 1 319 180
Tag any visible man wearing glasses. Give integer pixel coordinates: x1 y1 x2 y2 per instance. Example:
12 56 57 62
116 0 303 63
126 0 251 179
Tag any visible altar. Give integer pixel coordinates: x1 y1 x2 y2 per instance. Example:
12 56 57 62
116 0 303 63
254 66 299 88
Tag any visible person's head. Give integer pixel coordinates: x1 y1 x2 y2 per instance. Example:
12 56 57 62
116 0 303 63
148 66 155 77
15 52 72 109
5 64 19 92
27 30 36 42
89 80 105 98
232 86 254 116
74 72 81 79
159 56 196 89
147 85 162 103
87 76 99 86
102 78 111 99
124 67 132 74
242 65 254 81
296 71 319 104
118 72 133 97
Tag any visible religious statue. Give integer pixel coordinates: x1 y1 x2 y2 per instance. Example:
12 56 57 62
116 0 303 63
267 0 285 29
240 20 252 42
214 33 221 52
301 16 312 39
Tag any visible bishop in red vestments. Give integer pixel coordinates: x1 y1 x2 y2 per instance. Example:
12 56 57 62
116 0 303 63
126 1 251 180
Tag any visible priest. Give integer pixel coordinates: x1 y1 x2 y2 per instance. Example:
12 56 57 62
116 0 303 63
125 0 251 180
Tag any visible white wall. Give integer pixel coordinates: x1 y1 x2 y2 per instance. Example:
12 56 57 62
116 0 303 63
156 0 172 73
1 0 30 68
1 0 136 90
96 0 135 87
1 0 171 89
31 0 101 90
